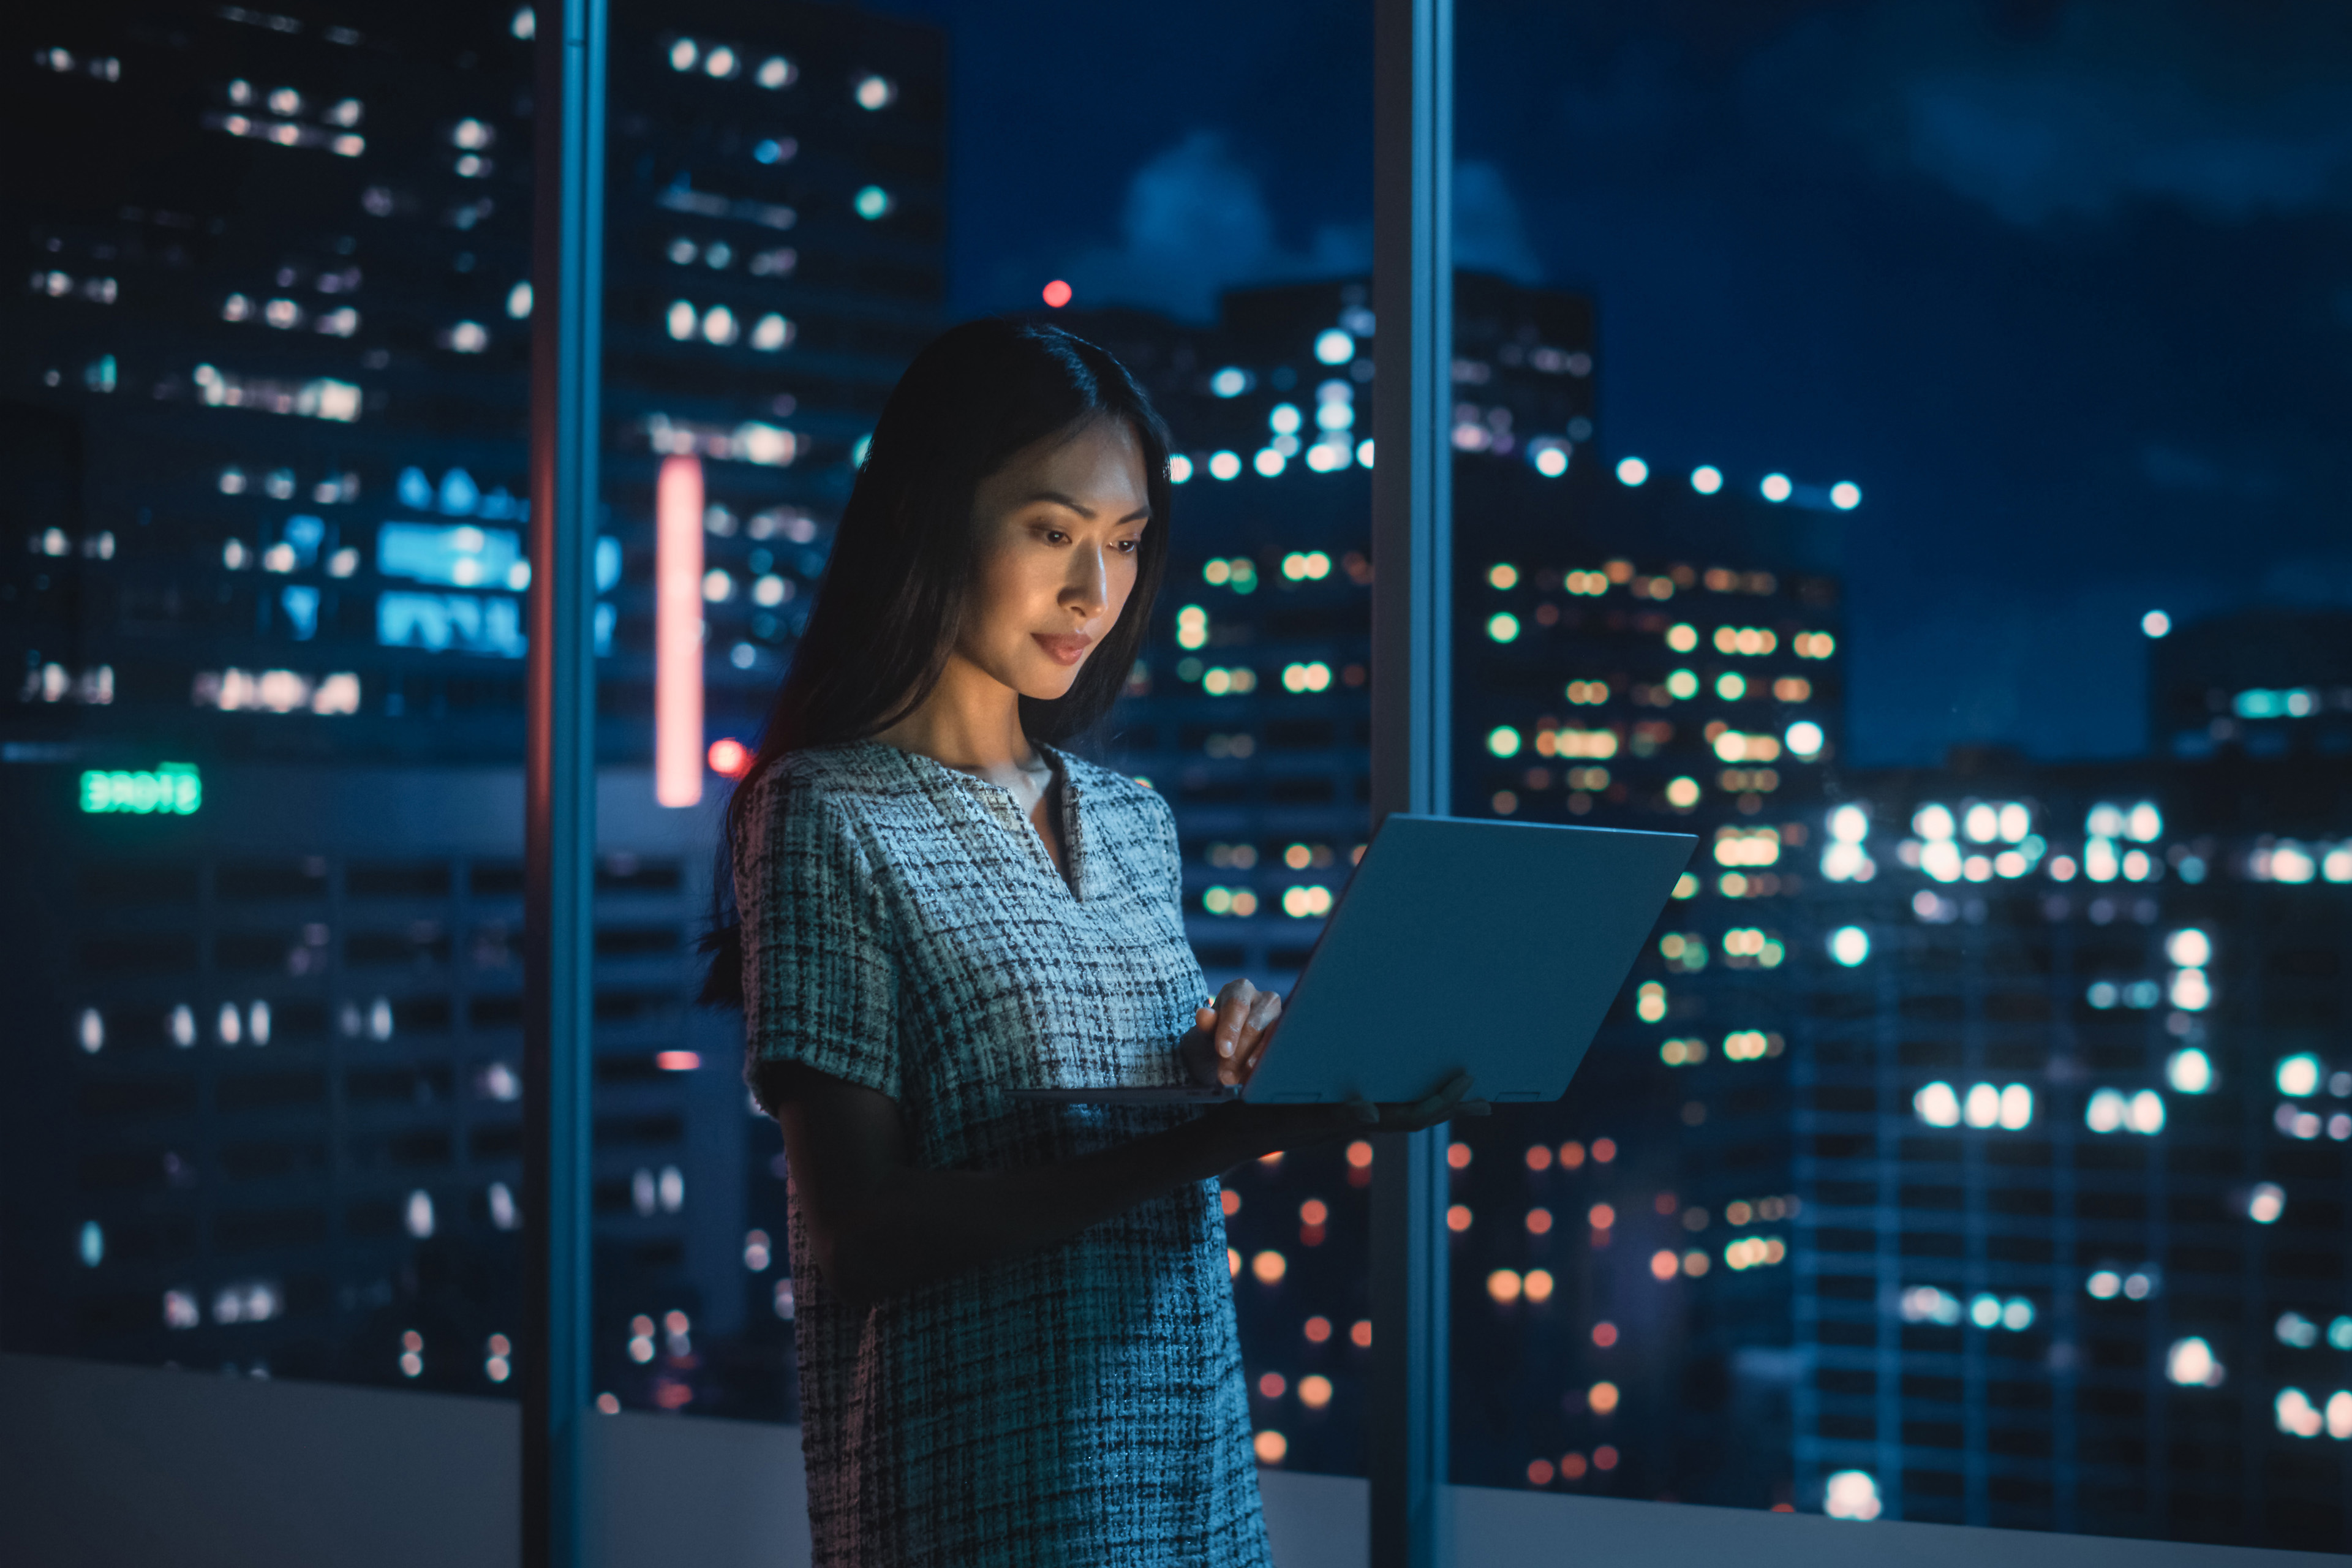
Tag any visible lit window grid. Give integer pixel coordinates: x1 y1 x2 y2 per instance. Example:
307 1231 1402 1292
4 9 946 1401
1131 541 1831 1487
9 3 951 1435
1212 1093 1721 1487
23 820 747 1399
1461 568 1838 825
1145 527 1370 979
1790 799 2350 1532
6 17 941 753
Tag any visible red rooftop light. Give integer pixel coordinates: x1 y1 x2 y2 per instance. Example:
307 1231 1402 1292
1041 279 1072 309
707 737 751 777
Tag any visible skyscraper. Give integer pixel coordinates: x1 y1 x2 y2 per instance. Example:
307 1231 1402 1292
1794 731 2352 1548
2149 608 2352 763
7 0 942 765
1 0 945 1419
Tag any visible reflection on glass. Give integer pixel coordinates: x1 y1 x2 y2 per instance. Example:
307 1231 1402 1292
1264 2 2352 1546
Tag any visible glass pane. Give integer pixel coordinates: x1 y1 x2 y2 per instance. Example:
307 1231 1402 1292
0 0 944 1430
592 2 946 1422
1448 337 1825 1510
1 2 546 1388
1441 0 2352 1550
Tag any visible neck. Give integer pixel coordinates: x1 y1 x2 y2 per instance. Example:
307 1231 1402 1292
873 654 1040 774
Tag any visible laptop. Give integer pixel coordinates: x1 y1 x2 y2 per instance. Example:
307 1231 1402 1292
1010 813 1696 1106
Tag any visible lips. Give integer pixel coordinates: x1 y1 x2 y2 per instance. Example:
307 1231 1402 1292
1032 633 1093 667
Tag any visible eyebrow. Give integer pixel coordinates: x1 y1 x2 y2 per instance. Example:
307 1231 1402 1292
1023 490 1151 524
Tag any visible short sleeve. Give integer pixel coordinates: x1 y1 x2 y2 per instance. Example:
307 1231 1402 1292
734 773 902 1101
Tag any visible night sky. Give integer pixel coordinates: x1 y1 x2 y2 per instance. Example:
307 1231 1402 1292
861 0 2352 768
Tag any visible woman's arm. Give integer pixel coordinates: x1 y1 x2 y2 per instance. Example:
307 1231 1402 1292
760 985 1476 1312
763 1060 1334 1311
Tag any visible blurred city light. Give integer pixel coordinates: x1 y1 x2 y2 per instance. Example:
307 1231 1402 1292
1823 1471 1882 1521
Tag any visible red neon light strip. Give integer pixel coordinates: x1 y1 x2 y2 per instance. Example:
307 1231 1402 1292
655 454 704 807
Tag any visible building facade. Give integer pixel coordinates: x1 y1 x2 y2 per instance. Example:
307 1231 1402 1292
1792 736 2352 1550
2149 608 2352 763
2 0 945 1419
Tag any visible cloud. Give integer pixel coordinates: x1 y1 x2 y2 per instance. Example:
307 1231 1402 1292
1061 134 1545 318
1454 160 1542 281
2138 444 2225 491
2260 554 2352 606
2136 442 2287 500
1759 0 2352 227
1063 132 1369 320
1901 67 2352 226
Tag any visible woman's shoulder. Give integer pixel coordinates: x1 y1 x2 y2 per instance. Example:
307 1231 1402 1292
743 741 921 820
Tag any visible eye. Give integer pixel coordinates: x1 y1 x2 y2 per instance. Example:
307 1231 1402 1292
1115 538 1140 554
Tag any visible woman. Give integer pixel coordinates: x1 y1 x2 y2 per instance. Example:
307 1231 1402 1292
707 318 1474 1567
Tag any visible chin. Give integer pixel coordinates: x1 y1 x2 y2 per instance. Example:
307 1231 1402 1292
1023 669 1085 703
1011 652 1088 703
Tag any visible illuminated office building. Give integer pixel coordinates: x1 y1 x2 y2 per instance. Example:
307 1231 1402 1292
1052 277 1854 1502
1792 732 2352 1548
1 0 944 1419
1434 458 1845 1506
2150 608 2352 762
7 0 940 763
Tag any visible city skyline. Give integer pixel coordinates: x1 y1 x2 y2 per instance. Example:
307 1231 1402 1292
1796 742 2352 1540
5 0 2348 1555
1 0 947 1429
862 0 2352 771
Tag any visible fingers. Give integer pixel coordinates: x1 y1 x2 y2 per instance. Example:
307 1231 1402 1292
1213 980 1257 1061
1411 1070 1475 1120
1360 1072 1479 1131
1237 993 1281 1077
1210 981 1286 1084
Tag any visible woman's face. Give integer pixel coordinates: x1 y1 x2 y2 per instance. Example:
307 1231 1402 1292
959 416 1151 700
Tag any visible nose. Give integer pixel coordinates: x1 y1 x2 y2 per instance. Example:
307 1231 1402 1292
1060 543 1109 622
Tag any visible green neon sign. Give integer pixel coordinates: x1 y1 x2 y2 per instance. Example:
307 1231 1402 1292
80 763 202 816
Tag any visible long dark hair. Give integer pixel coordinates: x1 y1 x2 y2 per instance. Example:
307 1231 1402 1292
699 318 1175 1009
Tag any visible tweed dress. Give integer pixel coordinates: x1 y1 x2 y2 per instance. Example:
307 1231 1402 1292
734 736 1272 1568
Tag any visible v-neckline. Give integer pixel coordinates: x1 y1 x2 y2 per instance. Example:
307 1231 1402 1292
866 737 1085 902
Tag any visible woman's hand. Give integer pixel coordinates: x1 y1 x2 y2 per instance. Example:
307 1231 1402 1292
1175 977 1488 1158
1178 977 1284 1088
1205 1069 1487 1166
1350 1069 1489 1132
759 1042 1484 1312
